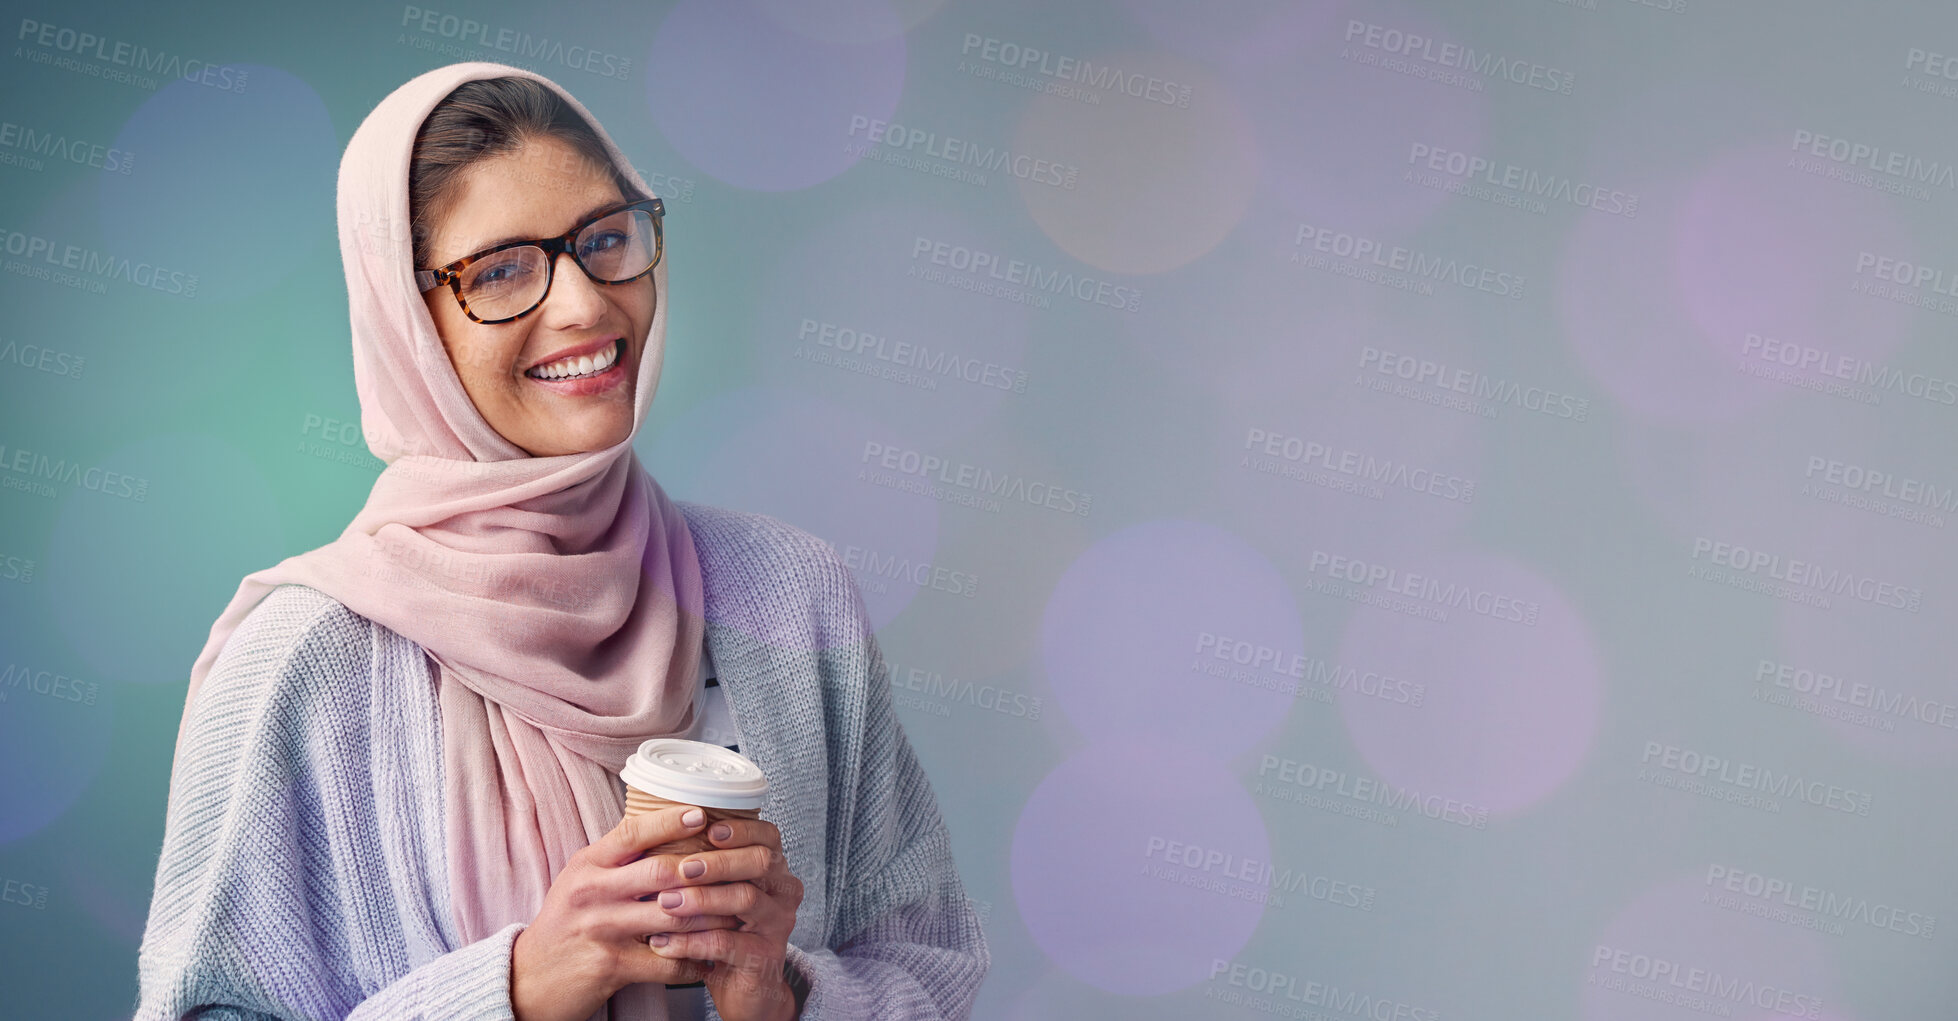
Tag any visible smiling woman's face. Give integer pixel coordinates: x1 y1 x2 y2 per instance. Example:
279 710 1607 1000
419 133 654 457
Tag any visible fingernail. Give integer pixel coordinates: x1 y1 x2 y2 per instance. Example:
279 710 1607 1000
681 859 705 879
648 933 670 947
681 808 705 827
659 889 683 908
710 823 732 841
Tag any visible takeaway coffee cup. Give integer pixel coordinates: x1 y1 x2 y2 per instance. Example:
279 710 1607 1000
620 738 769 857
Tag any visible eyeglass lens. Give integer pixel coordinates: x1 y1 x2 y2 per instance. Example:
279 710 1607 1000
457 207 660 321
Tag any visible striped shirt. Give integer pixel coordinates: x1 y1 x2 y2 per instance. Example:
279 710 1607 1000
667 641 739 1021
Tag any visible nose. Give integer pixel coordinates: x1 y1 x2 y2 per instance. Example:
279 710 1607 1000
536 250 609 329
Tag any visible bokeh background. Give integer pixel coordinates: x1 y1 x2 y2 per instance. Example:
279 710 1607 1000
4 0 1958 1017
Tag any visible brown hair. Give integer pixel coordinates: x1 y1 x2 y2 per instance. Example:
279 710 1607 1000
407 76 639 267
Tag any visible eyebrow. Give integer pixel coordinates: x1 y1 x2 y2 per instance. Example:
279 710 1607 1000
447 198 622 264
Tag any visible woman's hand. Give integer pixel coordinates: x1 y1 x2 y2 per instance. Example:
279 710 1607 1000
647 816 807 1021
510 806 744 1021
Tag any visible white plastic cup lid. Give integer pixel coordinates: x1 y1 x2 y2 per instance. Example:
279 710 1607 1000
620 738 769 810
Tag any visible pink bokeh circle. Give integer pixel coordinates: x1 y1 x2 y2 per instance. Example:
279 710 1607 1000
1338 550 1604 818
1039 519 1302 756
1582 875 1839 1021
1013 51 1257 276
645 0 905 191
1010 740 1272 995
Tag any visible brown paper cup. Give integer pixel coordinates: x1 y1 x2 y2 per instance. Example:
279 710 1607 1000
624 786 763 857
619 738 768 857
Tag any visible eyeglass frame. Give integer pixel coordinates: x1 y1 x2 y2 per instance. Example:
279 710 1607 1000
413 196 666 325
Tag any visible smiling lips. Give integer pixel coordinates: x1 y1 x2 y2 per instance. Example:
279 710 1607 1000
526 338 624 381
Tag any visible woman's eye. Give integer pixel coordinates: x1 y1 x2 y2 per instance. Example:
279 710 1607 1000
469 256 535 291
580 230 627 256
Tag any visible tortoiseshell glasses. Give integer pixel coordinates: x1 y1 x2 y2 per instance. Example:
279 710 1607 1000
414 197 664 324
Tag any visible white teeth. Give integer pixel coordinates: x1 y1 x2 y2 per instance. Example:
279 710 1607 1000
528 341 619 380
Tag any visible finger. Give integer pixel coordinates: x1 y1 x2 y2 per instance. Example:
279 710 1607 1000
643 843 777 889
648 927 783 978
678 843 803 904
624 849 716 894
587 806 708 868
654 881 792 932
627 909 742 935
703 816 783 853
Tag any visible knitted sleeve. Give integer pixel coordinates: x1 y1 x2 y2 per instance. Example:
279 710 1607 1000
135 586 520 1021
713 549 992 1021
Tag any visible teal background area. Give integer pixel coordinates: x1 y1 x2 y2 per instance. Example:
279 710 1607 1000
4 0 1958 1018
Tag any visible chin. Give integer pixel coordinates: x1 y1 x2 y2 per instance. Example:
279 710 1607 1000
511 417 627 457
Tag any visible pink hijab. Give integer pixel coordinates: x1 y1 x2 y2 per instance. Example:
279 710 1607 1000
179 62 702 1016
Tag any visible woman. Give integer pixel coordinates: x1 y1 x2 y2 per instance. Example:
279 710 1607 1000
134 62 989 1021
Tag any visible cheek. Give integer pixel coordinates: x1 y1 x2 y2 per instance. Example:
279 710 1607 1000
423 294 464 361
426 299 525 389
620 278 657 334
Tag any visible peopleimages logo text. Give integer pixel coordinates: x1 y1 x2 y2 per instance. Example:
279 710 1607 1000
1906 47 1958 81
1406 142 1638 216
1742 331 1958 405
0 228 196 296
797 319 1028 394
841 544 978 598
887 661 1041 720
1145 839 1375 909
1805 456 1958 514
16 18 248 91
959 34 1191 106
1357 347 1587 419
398 6 631 79
1195 632 1425 706
1206 959 1439 1021
909 236 1139 312
1758 658 1958 731
1791 130 1956 190
1259 754 1489 828
1307 550 1541 624
1344 20 1574 94
1855 251 1958 295
1640 741 1872 816
1689 538 1922 611
0 441 148 500
1295 225 1526 299
1590 946 1824 1019
848 115 1079 189
1705 864 1935 939
0 121 133 173
860 441 1091 516
1243 427 1476 502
